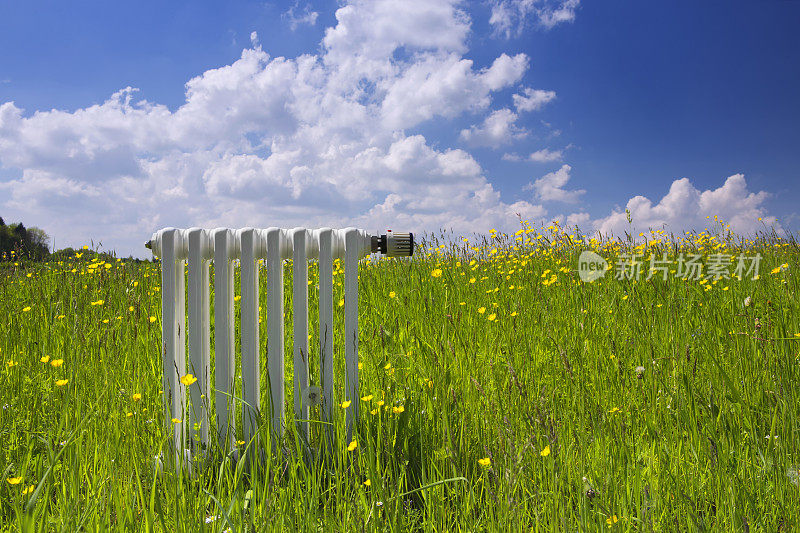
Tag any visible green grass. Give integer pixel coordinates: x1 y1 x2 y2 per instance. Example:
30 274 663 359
1 223 799 531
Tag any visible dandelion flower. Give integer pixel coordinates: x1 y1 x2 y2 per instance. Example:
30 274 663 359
301 386 322 409
180 374 197 386
478 307 486 314
55 379 68 387
237 440 245 446
487 313 496 321
376 400 385 407
431 269 443 278
392 405 405 414
606 515 619 526
478 457 491 467
171 418 181 424
361 395 373 402
22 485 34 495
40 356 50 363
338 299 344 307
341 400 352 409
370 409 378 415
51 359 64 368
388 291 396 298
540 445 551 457
126 412 133 418
347 439 358 451
149 316 157 323
363 479 371 486
132 393 142 402
22 306 31 312
7 477 22 485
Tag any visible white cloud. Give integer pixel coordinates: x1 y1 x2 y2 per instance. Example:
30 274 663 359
528 148 562 162
591 174 779 238
525 164 585 203
513 88 556 112
490 0 580 38
283 3 319 31
0 0 548 256
459 109 526 148
502 147 562 162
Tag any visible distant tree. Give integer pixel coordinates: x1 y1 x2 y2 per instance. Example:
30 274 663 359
0 217 50 260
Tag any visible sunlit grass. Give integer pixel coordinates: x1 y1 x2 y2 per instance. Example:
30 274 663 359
1 220 799 530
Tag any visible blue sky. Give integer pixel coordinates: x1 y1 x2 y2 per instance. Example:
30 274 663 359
1 0 798 256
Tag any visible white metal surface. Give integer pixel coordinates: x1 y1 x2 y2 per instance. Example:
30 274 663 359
213 228 237 452
187 228 211 450
239 228 261 452
149 227 374 463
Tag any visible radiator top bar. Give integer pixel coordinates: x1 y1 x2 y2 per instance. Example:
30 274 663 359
145 227 414 259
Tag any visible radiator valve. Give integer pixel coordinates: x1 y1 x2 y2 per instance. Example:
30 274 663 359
371 230 414 257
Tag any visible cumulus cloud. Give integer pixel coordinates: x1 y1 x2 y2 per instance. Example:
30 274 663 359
0 0 549 256
490 0 580 38
525 164 585 203
513 88 556 112
591 174 779 238
459 109 526 147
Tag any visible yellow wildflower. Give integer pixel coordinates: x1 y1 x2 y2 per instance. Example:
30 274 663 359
149 316 157 323
361 395 373 402
392 405 405 414
363 479 371 486
132 393 142 402
478 307 486 314
478 457 491 467
22 306 31 312
55 379 68 387
40 356 50 363
540 445 551 457
22 485 34 495
347 439 358 451
431 269 443 278
180 374 197 386
171 418 181 424
7 477 22 485
51 359 64 368
341 400 352 408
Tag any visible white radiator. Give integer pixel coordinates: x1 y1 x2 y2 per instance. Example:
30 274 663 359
147 227 413 466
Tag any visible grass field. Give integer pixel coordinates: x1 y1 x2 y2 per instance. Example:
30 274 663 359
1 221 799 531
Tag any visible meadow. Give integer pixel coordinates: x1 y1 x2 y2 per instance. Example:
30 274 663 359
1 220 799 531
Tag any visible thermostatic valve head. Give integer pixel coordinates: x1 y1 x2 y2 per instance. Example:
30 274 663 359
370 230 414 257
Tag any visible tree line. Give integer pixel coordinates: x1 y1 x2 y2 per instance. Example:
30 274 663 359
0 216 50 260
